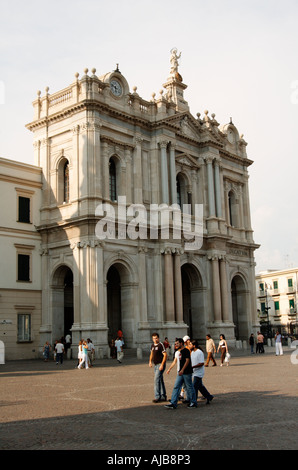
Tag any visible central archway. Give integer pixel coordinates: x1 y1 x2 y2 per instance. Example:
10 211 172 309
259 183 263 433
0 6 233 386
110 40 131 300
51 265 74 342
181 263 205 340
231 274 248 340
106 261 136 347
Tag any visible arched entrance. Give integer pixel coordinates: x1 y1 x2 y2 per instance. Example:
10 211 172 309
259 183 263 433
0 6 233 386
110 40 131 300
51 265 74 342
181 263 205 340
231 274 248 340
107 265 121 342
106 262 135 347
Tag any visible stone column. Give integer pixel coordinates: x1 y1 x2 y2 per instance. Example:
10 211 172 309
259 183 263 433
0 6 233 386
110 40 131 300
219 256 231 322
174 248 183 323
214 158 222 218
95 240 107 325
159 141 169 204
205 156 216 217
138 246 149 325
72 125 80 204
163 248 175 323
169 142 177 205
78 122 89 210
134 136 143 204
39 249 50 337
125 147 132 205
210 255 222 322
101 140 109 200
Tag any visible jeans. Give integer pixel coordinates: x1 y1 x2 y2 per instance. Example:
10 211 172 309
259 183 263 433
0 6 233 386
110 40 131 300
193 376 212 400
56 352 63 364
154 364 166 400
170 373 197 407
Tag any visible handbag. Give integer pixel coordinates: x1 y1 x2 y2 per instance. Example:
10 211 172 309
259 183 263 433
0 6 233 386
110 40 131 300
224 352 231 362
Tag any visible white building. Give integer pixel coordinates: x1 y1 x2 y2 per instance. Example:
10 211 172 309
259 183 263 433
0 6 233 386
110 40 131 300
256 268 298 337
1 52 260 359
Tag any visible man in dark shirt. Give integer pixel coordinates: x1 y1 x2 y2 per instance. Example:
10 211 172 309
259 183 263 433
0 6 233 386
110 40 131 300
165 338 197 409
149 333 167 402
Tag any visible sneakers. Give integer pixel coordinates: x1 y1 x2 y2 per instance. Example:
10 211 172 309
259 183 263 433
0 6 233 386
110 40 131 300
153 396 167 403
206 395 214 405
164 403 176 409
187 403 197 408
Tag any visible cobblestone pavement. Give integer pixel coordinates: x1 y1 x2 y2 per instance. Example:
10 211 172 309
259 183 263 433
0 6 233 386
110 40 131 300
0 347 297 452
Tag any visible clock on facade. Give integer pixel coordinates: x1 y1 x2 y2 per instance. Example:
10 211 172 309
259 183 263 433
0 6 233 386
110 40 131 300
110 79 123 97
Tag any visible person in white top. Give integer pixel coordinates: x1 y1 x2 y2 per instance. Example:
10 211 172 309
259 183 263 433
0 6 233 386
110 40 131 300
190 340 214 405
275 331 283 356
115 336 124 363
55 340 64 365
217 334 229 366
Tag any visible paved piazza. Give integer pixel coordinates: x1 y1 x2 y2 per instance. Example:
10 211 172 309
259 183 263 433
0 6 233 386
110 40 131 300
0 348 297 452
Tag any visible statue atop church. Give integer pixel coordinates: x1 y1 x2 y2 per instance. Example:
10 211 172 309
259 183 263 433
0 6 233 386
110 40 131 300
170 48 182 76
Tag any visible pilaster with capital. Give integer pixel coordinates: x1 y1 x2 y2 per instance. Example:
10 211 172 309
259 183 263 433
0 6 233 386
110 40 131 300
159 140 169 204
214 158 222 218
173 248 184 323
208 253 222 322
205 156 216 217
169 142 177 205
133 135 143 204
162 247 175 323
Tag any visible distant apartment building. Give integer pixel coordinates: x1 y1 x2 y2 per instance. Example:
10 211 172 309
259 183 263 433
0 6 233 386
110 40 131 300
0 158 42 359
256 268 298 337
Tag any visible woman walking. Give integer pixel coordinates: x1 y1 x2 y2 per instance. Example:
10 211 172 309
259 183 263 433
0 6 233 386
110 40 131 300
217 334 229 366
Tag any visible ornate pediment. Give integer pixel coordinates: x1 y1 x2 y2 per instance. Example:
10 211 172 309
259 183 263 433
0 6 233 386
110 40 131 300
175 152 199 169
159 112 202 142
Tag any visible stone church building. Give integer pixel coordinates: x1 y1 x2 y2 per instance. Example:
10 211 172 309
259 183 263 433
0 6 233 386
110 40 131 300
1 51 259 359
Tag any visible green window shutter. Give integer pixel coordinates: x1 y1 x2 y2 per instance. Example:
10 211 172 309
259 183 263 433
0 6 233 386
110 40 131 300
274 301 280 311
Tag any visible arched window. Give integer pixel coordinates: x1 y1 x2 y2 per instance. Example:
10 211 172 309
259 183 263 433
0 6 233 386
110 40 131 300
176 172 191 213
63 161 69 203
57 157 70 205
109 158 117 201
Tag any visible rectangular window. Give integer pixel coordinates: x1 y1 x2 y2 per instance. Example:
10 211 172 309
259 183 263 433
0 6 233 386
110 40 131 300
289 299 295 309
274 301 280 311
18 196 30 223
273 280 278 290
18 254 30 281
261 302 266 312
288 278 293 288
17 314 31 342
259 283 264 291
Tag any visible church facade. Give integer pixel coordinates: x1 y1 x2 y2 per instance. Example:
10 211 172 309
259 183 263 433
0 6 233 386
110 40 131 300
2 52 260 359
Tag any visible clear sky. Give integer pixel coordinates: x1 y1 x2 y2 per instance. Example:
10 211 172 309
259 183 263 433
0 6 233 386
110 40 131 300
1 0 298 273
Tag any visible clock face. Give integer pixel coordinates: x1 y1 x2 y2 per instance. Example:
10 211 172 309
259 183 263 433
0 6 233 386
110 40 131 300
110 79 123 96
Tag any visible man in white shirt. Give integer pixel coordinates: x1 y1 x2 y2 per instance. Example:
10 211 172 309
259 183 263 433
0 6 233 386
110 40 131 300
55 340 64 365
115 336 124 363
190 340 214 405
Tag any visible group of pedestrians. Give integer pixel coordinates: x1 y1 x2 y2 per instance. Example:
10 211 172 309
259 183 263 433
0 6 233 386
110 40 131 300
43 334 72 364
149 333 214 410
110 330 125 363
249 331 284 356
77 338 95 369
